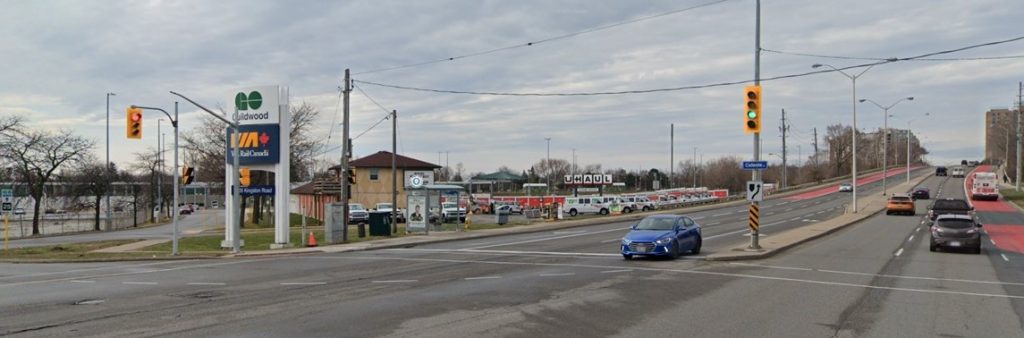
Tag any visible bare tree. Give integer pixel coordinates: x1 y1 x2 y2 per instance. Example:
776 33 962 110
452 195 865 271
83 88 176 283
532 158 571 189
2 129 93 235
826 124 852 177
69 161 119 231
131 148 163 223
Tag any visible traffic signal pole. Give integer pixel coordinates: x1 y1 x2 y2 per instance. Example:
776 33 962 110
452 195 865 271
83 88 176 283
750 0 761 250
341 69 351 243
130 103 182 255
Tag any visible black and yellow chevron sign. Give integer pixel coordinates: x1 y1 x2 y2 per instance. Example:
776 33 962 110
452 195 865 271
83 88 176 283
748 203 760 231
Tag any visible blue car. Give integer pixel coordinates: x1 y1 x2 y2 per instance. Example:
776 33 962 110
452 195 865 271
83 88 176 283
621 214 702 260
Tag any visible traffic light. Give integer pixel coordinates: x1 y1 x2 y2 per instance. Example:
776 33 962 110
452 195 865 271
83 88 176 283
239 167 251 187
126 107 143 139
181 166 194 185
346 168 356 184
744 85 762 134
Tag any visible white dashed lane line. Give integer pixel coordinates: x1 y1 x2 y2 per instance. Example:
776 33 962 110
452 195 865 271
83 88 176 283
991 239 997 245
908 235 915 242
122 281 158 285
370 280 417 284
895 248 905 257
539 273 576 277
69 280 95 284
281 282 328 286
464 276 502 280
1002 254 1010 262
601 269 633 274
187 282 227 286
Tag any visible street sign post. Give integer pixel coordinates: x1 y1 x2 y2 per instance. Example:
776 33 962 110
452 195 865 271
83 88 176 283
746 181 764 202
742 161 769 170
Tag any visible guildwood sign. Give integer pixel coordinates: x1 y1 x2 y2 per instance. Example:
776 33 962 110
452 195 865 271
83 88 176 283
231 86 280 125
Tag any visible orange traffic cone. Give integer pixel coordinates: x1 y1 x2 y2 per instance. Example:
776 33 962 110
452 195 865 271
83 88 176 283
307 232 318 247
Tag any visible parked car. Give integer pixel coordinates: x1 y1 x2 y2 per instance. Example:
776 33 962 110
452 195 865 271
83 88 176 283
911 188 931 200
935 166 947 176
440 202 466 223
374 203 406 223
929 214 982 254
928 198 974 221
622 195 657 211
838 183 853 192
492 201 523 215
562 196 609 217
349 203 369 223
13 208 25 215
621 214 702 260
178 206 193 215
885 194 915 215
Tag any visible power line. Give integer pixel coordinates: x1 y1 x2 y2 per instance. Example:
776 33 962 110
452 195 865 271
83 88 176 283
352 83 395 141
353 0 734 75
763 47 1024 61
354 34 1024 97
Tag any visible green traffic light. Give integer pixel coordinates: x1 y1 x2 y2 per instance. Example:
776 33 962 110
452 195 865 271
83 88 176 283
747 110 757 119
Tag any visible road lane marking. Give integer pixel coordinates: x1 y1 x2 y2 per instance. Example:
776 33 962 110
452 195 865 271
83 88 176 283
691 216 706 220
397 248 621 257
540 273 576 277
122 281 158 285
281 282 328 285
601 269 633 274
323 256 1024 300
467 227 629 249
552 230 586 235
712 213 729 217
777 202 790 206
705 222 721 226
916 227 922 233
464 276 502 280
991 239 997 245
1002 254 1010 262
1 258 274 288
727 262 812 271
371 280 417 284
69 280 95 284
0 260 187 281
187 282 226 286
908 235 915 242
895 248 904 257
600 238 622 243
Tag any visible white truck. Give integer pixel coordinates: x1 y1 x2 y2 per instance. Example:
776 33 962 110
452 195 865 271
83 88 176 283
374 203 406 223
971 172 999 201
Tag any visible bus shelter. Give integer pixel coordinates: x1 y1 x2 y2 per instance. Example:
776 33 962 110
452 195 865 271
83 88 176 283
405 184 467 235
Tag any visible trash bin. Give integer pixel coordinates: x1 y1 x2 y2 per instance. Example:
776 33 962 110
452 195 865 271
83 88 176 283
496 206 510 225
368 211 392 236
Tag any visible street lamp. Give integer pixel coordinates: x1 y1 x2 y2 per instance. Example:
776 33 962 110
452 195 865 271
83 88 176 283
105 92 115 231
131 104 181 256
545 137 551 196
812 62 883 213
905 113 930 183
859 96 914 196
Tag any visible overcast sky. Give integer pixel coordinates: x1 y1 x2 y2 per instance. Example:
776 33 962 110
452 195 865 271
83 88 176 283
1 0 1021 176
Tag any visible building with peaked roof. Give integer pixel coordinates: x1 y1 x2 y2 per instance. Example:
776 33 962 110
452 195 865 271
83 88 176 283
290 151 440 220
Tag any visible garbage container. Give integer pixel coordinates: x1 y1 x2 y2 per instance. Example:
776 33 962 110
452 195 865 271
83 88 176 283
496 206 510 225
368 211 392 236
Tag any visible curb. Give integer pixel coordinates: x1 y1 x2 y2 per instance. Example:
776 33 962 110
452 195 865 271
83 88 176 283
704 171 932 261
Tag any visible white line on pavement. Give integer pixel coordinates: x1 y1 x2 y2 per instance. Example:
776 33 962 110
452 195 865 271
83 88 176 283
734 210 746 214
187 282 227 286
712 213 729 217
691 216 706 220
727 262 813 271
122 281 158 285
908 235 915 242
916 227 922 233
281 282 328 285
69 280 95 284
600 269 633 274
464 276 502 280
323 255 1024 300
600 238 622 243
991 239 997 245
467 227 629 249
1 258 274 288
705 222 720 226
540 273 576 277
895 248 904 257
371 280 418 284
1002 254 1010 262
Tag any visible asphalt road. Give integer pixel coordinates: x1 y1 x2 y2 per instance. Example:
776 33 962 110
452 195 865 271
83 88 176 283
7 167 1024 337
4 208 224 249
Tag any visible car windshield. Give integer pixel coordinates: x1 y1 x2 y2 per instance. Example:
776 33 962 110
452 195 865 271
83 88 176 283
635 217 676 231
934 200 969 209
350 204 365 211
937 219 975 229
443 203 457 209
377 203 392 209
890 196 911 202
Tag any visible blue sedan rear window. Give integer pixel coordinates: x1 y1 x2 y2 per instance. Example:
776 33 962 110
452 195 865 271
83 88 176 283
636 218 676 230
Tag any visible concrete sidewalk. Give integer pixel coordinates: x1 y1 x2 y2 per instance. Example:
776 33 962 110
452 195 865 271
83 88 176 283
705 172 932 261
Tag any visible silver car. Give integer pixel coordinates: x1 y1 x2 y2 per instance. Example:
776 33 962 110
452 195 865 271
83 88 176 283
929 214 982 254
838 183 853 192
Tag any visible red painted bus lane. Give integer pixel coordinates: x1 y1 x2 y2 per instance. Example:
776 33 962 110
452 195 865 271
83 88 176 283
983 224 1024 255
785 166 923 201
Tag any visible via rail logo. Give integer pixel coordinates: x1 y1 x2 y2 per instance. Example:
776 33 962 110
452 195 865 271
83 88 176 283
226 124 281 165
235 91 263 111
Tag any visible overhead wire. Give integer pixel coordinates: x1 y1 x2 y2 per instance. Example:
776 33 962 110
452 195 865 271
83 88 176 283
352 83 396 141
353 0 735 75
762 48 1024 62
353 34 1024 97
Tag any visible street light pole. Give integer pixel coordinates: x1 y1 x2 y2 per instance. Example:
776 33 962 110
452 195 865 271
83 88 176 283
105 92 115 231
131 104 181 255
545 137 551 196
859 97 913 196
905 113 929 183
812 62 884 213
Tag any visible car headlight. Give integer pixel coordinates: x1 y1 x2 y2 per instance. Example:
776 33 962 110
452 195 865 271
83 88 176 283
622 238 632 245
966 228 977 234
656 237 673 245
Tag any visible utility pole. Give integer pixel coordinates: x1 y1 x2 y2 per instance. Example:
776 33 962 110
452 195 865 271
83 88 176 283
692 147 697 188
750 0 762 250
780 108 788 189
105 92 115 231
157 121 162 221
545 137 551 196
670 123 674 188
812 127 819 167
341 69 351 242
1017 81 1022 191
391 109 397 234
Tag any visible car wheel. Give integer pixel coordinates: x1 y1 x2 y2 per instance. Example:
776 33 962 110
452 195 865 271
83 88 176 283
886 210 892 215
569 209 578 217
600 209 609 215
623 207 631 214
670 242 680 259
642 206 650 212
692 236 702 254
929 241 937 252
622 254 633 260
974 246 982 254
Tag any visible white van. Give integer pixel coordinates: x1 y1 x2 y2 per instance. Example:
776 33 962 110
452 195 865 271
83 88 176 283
951 167 966 178
562 196 609 216
621 195 656 212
